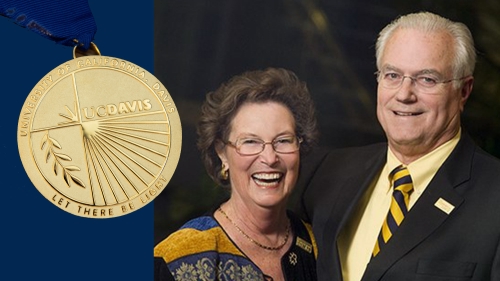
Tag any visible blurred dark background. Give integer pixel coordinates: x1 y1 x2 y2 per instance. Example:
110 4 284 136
154 0 500 245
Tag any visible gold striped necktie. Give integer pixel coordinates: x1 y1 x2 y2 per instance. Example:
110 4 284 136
373 165 414 257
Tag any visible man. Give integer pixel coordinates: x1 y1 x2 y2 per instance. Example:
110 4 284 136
298 11 500 281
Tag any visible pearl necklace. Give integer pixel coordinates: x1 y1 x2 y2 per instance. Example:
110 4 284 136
217 207 290 251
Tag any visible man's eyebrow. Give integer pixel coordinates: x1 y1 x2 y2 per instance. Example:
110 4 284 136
380 65 401 72
416 69 443 77
381 65 444 77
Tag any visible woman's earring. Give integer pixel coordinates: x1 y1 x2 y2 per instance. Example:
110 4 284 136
220 163 229 180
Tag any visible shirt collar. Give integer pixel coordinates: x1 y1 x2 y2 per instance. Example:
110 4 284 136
385 128 461 194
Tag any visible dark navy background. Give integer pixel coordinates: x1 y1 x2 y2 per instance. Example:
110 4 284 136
1 1 153 279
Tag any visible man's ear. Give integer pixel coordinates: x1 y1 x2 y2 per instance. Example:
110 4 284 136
460 76 474 112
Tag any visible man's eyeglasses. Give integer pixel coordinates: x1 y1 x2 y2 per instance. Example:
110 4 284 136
225 135 303 156
376 70 469 91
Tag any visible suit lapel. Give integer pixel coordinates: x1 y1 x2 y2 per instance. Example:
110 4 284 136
362 133 475 281
317 145 387 279
309 144 387 280
362 178 464 280
332 147 388 236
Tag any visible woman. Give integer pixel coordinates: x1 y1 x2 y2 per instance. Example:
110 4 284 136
154 67 318 281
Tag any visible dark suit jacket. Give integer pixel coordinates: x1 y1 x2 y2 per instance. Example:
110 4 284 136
297 132 500 281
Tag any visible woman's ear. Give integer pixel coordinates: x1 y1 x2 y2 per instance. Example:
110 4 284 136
215 140 227 164
216 140 229 181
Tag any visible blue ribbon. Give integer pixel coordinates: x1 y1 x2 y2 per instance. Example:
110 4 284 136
0 0 96 50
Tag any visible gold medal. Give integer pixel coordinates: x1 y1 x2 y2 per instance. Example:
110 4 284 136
17 48 181 218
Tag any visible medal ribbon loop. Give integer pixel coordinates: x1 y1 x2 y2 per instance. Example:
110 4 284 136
0 0 96 50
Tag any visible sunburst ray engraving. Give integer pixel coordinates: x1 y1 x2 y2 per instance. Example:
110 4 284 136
94 134 155 178
80 111 170 204
86 133 134 199
99 127 169 150
85 137 117 205
96 131 162 168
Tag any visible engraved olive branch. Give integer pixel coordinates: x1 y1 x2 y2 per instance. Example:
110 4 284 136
40 132 86 188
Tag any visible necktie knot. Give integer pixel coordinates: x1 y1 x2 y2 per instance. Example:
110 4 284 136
390 165 414 194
